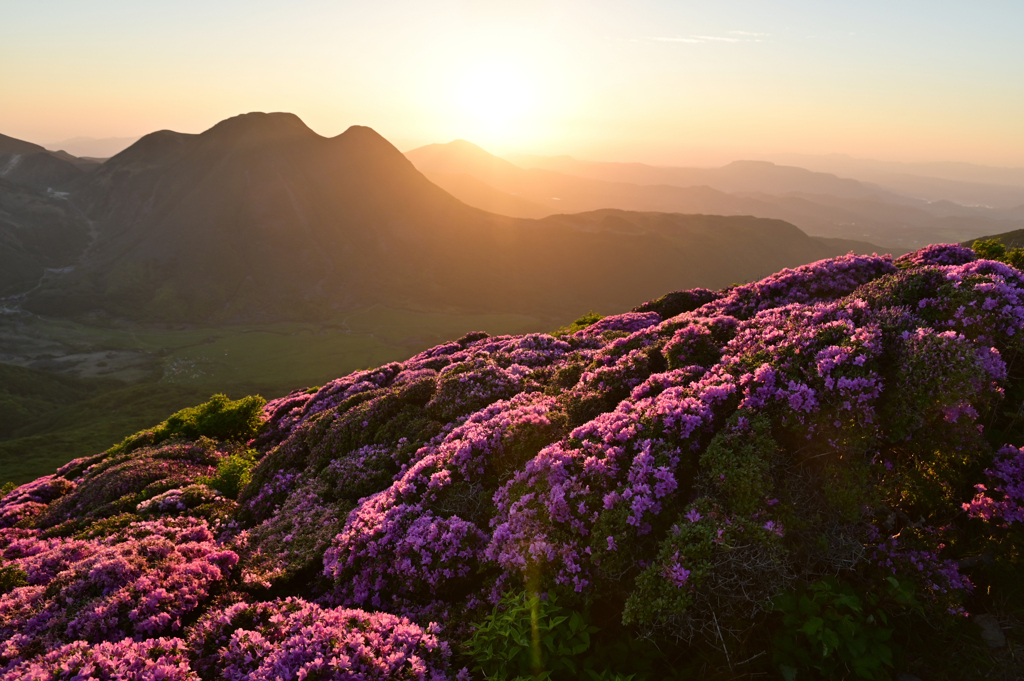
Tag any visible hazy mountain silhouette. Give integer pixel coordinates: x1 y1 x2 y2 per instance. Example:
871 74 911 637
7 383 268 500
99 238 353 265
506 153 896 200
769 153 1024 209
408 141 1024 250
17 112 880 323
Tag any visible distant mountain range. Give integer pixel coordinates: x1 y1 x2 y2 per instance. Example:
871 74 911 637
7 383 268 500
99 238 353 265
2 113 883 323
767 153 1024 208
406 141 1024 251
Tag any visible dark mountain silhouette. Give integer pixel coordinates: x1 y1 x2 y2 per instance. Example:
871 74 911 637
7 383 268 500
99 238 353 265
408 141 1024 250
0 133 97 191
19 112 880 323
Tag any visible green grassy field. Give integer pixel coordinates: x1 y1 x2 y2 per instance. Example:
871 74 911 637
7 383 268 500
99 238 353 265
156 306 545 387
0 306 552 485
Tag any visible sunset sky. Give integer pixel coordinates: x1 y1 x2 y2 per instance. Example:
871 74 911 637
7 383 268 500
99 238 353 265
3 0 1022 166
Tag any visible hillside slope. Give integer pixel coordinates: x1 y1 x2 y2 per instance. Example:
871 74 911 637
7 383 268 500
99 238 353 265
2 244 1023 680
0 178 91 297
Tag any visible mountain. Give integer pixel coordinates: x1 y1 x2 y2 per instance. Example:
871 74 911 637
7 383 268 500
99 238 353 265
21 112 879 323
768 152 1024 209
0 178 91 298
0 133 95 191
2 243 1022 680
408 141 1024 250
505 152 896 200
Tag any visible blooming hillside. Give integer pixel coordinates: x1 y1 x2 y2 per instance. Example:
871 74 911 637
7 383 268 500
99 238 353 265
2 244 1024 679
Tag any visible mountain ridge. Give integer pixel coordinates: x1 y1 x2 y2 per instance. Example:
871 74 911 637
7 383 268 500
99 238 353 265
8 113 882 324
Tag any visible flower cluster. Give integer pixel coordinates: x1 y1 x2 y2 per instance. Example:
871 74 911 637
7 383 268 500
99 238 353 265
0 637 196 681
324 393 563 619
895 243 977 267
0 476 76 528
187 598 452 680
574 311 661 337
964 444 1024 526
136 484 226 516
0 517 236 663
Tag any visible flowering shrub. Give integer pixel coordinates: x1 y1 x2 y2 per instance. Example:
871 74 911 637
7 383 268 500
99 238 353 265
324 393 565 619
964 444 1024 526
0 476 75 528
187 598 452 680
5 245 1024 678
633 287 721 319
0 637 196 681
895 243 977 267
0 517 236 663
31 438 232 534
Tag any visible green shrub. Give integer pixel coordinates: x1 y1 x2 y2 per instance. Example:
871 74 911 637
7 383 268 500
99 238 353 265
771 577 918 680
699 413 777 515
113 393 266 455
972 239 1007 261
554 312 606 336
0 565 28 594
466 591 623 681
972 238 1024 268
203 449 259 499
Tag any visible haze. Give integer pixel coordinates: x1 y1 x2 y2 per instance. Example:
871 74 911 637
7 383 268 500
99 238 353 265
2 0 1023 166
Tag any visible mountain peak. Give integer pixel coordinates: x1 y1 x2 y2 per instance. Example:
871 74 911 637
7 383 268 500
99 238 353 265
200 111 319 145
405 139 522 176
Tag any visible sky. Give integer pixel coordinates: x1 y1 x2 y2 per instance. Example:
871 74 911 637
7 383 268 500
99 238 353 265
2 0 1023 166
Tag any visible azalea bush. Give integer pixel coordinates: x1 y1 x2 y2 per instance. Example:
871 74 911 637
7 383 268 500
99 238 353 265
1 244 1023 678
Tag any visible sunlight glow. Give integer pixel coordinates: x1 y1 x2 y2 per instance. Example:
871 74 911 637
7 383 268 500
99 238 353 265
455 60 535 132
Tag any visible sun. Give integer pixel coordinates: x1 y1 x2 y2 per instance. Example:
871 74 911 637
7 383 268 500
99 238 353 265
455 60 535 131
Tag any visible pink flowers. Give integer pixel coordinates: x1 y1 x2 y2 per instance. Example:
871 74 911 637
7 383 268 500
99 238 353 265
0 518 236 663
188 598 452 680
964 445 1024 526
1 637 197 681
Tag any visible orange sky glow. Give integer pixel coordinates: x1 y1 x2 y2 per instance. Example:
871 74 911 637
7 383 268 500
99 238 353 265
2 1 1022 167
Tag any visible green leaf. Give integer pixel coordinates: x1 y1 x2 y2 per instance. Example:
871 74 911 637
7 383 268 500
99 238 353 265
800 616 824 637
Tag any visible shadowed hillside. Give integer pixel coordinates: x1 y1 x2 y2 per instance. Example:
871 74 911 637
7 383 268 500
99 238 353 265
0 178 91 297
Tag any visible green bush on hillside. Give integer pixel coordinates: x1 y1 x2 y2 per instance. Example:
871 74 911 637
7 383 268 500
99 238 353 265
112 393 266 455
202 449 259 499
972 238 1024 269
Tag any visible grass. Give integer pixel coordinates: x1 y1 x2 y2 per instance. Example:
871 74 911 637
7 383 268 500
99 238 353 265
0 306 551 485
